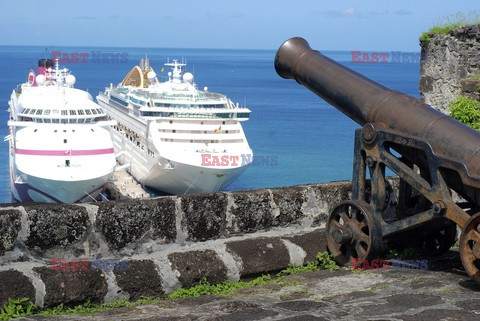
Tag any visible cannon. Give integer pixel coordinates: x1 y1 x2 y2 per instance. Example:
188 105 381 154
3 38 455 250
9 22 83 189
275 37 480 283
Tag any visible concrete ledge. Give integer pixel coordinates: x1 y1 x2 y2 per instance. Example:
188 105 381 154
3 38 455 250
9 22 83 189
0 181 358 260
0 228 326 307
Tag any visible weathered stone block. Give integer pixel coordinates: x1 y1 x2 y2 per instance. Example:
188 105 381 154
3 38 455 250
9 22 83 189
113 260 164 300
460 79 480 93
0 270 35 307
0 209 21 255
226 237 290 276
25 204 89 251
168 250 228 287
97 200 151 250
271 186 306 226
284 229 327 263
310 181 351 225
230 189 273 233
150 197 176 242
181 193 228 241
34 264 108 307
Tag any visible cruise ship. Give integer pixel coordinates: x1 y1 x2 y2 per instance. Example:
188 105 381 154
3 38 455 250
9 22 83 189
7 59 116 203
97 58 252 195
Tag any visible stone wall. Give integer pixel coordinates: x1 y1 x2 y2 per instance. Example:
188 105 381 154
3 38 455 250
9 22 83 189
0 228 325 308
419 24 480 113
0 181 354 261
0 180 362 307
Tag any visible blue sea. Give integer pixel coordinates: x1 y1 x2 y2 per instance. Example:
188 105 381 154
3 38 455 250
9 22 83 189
0 46 421 203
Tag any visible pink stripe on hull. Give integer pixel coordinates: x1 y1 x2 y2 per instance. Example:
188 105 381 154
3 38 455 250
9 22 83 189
15 148 114 156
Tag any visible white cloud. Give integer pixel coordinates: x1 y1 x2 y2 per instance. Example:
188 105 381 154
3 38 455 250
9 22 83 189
343 8 356 17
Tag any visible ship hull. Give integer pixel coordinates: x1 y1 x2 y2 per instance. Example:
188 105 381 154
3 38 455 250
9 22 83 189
112 129 248 195
10 168 111 203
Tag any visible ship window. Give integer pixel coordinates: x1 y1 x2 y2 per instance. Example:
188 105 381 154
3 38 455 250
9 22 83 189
24 109 30 114
44 119 51 123
64 139 67 143
29 109 36 114
54 129 57 133
69 119 76 123
78 110 85 115
61 119 68 124
78 119 84 123
69 110 76 115
52 119 60 123
44 110 51 115
96 109 102 114
172 130 176 133
36 110 42 115
65 160 70 167
85 110 92 115
34 129 37 132
52 110 59 115
61 110 68 115
91 109 98 114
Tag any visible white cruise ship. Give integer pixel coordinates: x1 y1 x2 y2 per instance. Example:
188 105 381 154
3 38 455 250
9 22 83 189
7 59 116 203
97 57 252 195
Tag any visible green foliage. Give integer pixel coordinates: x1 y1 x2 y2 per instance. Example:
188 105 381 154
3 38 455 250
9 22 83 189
277 251 339 276
316 251 340 271
0 298 37 320
167 275 299 300
449 96 480 130
277 261 320 276
385 247 421 260
419 33 432 43
420 11 480 43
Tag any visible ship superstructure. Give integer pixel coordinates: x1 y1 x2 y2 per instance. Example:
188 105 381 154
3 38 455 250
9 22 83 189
97 58 252 194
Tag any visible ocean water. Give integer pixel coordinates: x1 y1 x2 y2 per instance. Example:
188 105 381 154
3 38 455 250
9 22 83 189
0 46 421 203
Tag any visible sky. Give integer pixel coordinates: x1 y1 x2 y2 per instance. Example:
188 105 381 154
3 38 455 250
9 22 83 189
0 0 478 51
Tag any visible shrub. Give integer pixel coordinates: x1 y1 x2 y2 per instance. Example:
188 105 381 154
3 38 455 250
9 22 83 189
449 96 480 130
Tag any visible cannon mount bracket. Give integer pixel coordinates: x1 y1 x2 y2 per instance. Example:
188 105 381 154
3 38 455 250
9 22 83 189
327 124 475 264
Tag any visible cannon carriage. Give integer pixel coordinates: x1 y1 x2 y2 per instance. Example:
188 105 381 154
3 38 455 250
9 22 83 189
275 37 480 283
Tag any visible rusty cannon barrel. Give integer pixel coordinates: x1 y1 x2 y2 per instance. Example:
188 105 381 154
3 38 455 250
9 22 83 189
275 37 480 206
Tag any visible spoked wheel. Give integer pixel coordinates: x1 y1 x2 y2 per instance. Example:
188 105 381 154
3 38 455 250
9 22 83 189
460 213 480 285
326 200 383 266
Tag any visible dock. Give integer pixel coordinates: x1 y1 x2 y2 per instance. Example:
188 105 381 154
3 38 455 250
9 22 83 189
109 165 151 199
